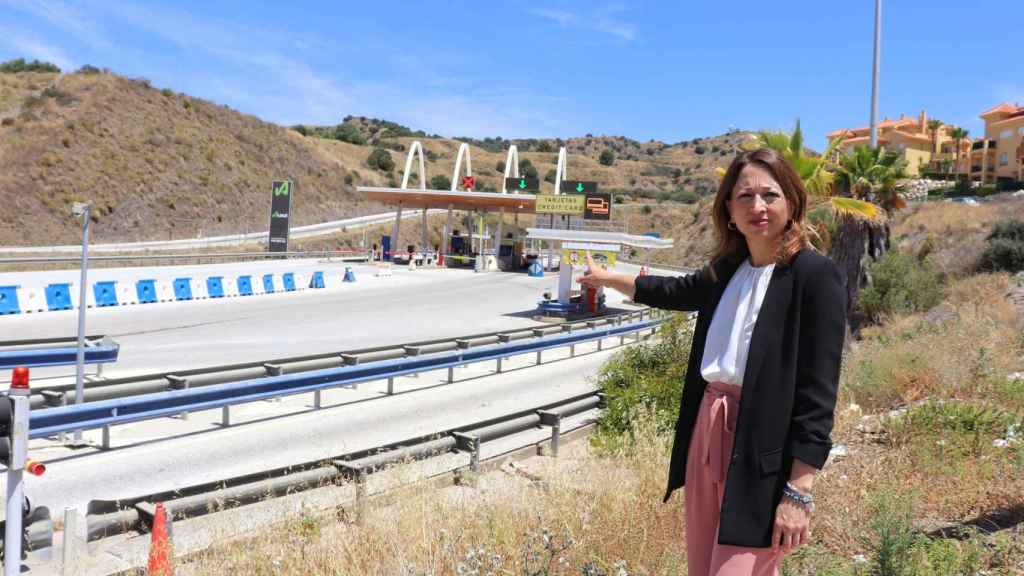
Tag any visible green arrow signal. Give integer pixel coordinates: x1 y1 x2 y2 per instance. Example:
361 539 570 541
576 182 584 193
519 179 527 189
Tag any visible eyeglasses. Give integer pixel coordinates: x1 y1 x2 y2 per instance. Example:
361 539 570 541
732 190 783 207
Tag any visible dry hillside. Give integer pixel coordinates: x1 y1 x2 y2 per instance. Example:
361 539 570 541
0 66 749 254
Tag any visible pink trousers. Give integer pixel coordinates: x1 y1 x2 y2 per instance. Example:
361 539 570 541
684 381 785 576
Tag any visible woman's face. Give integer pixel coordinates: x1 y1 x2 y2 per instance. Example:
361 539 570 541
727 163 791 244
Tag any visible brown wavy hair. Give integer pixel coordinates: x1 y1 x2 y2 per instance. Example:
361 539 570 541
709 148 813 277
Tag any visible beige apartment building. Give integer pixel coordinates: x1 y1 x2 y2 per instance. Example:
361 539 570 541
827 110 963 177
971 102 1024 186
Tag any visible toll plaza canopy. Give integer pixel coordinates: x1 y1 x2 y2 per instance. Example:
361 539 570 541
525 228 675 250
358 186 538 212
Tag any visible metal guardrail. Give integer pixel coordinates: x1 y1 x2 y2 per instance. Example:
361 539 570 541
18 311 653 410
0 249 371 265
81 389 607 542
0 337 119 369
28 315 663 440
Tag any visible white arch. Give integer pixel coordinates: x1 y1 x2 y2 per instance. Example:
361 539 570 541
400 140 427 190
501 145 520 193
450 142 473 191
553 146 567 194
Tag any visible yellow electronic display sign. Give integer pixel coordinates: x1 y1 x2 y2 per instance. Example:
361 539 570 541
535 194 585 215
562 248 617 268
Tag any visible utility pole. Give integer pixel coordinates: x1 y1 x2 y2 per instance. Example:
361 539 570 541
71 203 91 445
869 0 881 148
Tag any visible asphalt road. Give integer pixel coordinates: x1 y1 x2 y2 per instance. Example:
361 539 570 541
2 262 646 381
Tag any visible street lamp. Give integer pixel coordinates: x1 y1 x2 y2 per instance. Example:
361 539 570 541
869 0 881 149
71 202 91 445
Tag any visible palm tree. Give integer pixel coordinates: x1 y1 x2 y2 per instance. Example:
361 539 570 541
827 145 909 334
755 120 880 222
756 121 886 337
927 119 943 153
835 145 908 213
949 127 969 178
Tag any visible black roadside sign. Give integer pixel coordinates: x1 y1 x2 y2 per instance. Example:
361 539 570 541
559 180 598 195
269 180 292 252
558 181 610 220
505 176 540 192
582 192 612 220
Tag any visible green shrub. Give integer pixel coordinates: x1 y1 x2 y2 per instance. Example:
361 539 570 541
0 58 60 73
366 148 394 172
672 188 699 204
641 205 652 215
977 220 1024 273
77 64 101 74
544 168 556 183
593 313 692 446
599 149 615 166
429 174 451 190
988 219 1024 243
331 123 366 145
858 251 945 323
495 160 505 173
694 145 707 155
518 159 538 179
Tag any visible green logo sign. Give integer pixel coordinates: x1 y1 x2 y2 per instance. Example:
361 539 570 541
519 179 527 190
575 182 584 192
273 181 290 197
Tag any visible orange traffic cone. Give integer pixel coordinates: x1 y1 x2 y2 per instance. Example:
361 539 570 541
147 502 173 576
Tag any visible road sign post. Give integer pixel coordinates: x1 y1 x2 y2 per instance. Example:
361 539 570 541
504 176 540 193
269 180 293 254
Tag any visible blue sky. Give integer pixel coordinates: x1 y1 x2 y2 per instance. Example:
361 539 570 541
1 1 1021 150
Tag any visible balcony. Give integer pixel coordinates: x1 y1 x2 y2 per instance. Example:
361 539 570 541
970 139 998 151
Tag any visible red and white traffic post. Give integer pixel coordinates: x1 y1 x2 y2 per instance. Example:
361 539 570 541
4 366 44 576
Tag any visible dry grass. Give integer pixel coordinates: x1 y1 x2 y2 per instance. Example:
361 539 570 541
184 416 688 575
177 266 1024 575
894 197 1024 277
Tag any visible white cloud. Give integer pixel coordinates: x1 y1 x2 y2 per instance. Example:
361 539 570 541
86 1 353 124
532 4 637 42
0 0 112 50
0 25 74 70
533 9 577 27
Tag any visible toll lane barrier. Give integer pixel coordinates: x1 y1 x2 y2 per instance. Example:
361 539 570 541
0 269 339 316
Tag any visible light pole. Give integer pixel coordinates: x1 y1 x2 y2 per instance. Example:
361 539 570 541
71 202 91 445
869 0 881 149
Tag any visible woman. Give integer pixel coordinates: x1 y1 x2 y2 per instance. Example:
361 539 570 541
578 148 846 576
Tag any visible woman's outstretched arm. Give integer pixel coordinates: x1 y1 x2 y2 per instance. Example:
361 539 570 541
576 252 712 311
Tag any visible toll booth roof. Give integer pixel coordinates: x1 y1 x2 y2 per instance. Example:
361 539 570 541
357 186 537 212
526 228 675 249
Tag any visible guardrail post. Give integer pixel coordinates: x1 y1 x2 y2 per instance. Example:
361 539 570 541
587 321 604 351
221 406 231 427
336 462 366 525
60 507 78 575
263 363 283 403
454 432 481 473
41 390 68 443
531 328 546 365
538 410 562 458
496 334 512 373
165 375 189 420
561 324 575 357
101 425 111 450
340 354 360 390
451 340 471 382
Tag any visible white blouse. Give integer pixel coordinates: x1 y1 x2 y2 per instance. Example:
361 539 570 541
700 259 776 387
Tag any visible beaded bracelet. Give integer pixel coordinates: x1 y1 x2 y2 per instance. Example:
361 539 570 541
783 482 815 513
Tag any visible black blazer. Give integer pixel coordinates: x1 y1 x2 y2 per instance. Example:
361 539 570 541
633 248 846 548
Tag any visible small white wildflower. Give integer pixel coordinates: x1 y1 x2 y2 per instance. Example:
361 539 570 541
993 439 1009 448
852 554 868 563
